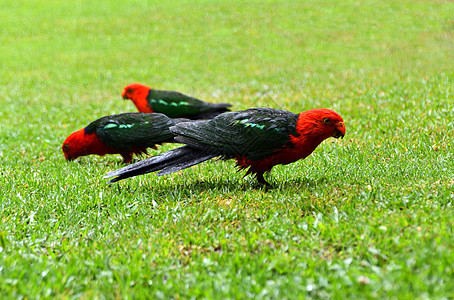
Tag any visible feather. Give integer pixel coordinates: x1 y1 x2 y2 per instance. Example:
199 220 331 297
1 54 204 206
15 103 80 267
105 146 217 183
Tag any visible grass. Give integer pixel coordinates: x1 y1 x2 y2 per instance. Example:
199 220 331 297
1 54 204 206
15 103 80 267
1 0 453 298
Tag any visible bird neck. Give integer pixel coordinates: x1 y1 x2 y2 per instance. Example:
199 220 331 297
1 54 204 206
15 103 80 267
290 113 332 157
131 89 154 113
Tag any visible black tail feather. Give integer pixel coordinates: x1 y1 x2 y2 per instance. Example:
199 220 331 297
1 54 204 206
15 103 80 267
158 153 215 175
105 146 217 183
208 102 231 110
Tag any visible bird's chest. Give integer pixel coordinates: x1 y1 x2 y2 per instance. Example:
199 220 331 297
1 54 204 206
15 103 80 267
237 145 312 173
269 146 313 166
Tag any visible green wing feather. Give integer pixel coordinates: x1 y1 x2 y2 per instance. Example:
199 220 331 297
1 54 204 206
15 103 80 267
146 89 231 118
85 113 179 151
170 108 299 160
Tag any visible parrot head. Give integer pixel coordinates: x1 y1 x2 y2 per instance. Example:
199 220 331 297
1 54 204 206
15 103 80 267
296 109 345 141
121 83 153 113
62 128 98 161
122 83 150 101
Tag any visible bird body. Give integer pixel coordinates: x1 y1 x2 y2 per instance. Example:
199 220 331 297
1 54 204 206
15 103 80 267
106 108 345 185
122 83 231 119
62 112 185 163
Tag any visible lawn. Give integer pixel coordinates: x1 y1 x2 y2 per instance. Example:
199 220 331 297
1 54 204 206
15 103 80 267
1 0 453 298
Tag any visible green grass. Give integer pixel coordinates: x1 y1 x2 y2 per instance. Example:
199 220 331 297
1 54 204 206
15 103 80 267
1 0 453 298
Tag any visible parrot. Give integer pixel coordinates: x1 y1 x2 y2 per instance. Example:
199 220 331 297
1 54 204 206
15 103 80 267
105 108 345 185
121 83 231 119
62 112 186 163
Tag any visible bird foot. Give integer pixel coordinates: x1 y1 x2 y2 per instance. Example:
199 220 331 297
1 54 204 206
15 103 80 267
256 173 273 189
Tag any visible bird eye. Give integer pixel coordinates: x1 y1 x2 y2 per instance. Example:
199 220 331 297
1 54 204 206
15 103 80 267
323 118 331 125
63 144 69 151
127 88 133 94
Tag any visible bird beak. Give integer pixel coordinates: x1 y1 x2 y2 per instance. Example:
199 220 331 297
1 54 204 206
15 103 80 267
333 122 345 139
332 129 344 139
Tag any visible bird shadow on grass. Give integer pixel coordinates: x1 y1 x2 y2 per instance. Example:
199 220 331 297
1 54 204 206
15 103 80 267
106 175 331 200
107 177 262 196
271 176 330 190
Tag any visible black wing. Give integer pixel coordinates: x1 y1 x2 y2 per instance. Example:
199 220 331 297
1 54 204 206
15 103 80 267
85 113 180 151
170 108 299 160
147 89 231 118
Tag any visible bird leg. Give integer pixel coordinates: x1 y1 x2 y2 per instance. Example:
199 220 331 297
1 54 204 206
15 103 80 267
256 173 271 187
121 153 133 164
